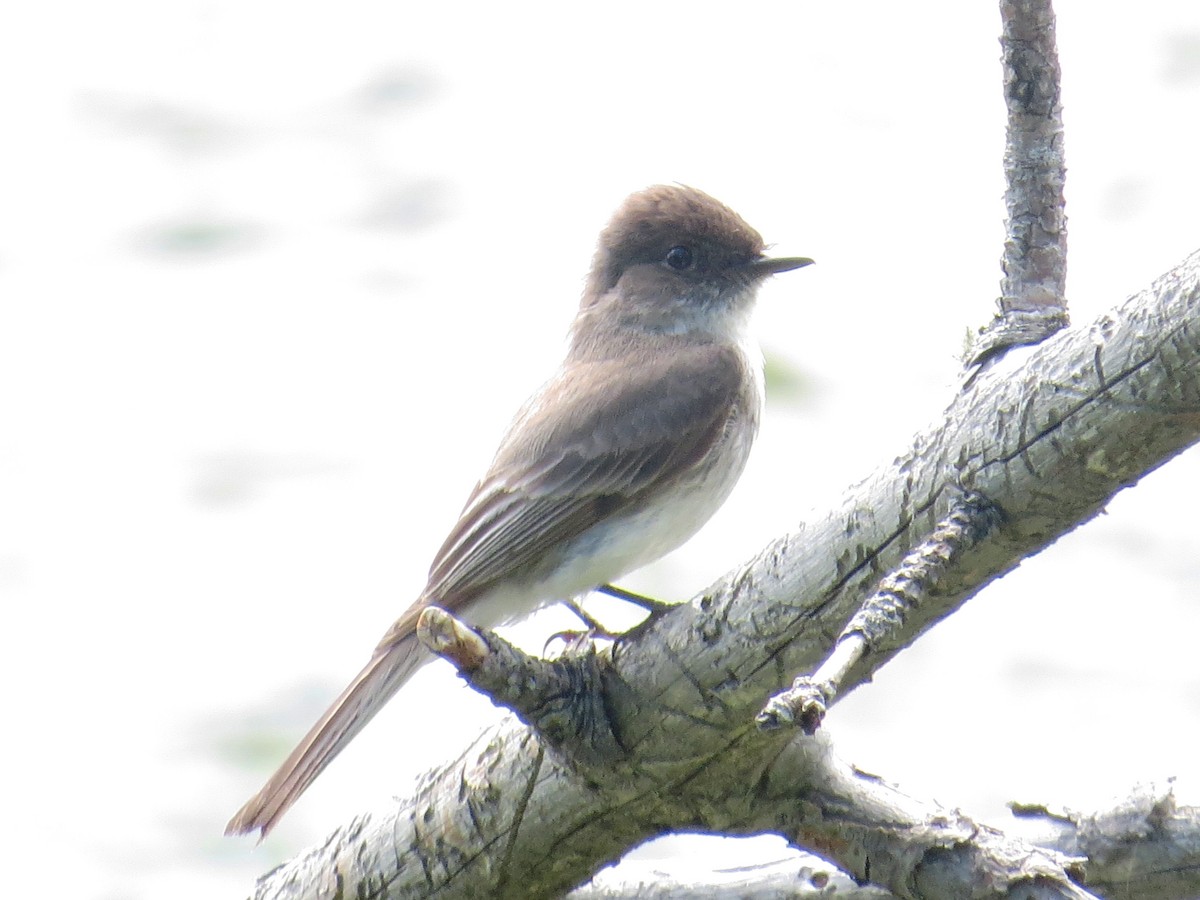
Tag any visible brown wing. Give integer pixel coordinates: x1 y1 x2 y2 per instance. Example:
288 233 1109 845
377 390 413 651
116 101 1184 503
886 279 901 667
423 341 750 607
229 341 753 838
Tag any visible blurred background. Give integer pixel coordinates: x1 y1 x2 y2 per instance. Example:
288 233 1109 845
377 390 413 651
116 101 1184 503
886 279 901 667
2 1 1199 896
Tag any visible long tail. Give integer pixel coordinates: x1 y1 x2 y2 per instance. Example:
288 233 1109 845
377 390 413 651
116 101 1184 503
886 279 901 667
226 632 426 838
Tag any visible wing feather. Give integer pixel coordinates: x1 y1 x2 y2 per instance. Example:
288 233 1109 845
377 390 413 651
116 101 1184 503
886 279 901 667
424 342 750 605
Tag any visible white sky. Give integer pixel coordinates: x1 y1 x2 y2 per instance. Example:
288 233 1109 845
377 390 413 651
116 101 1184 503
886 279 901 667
2 1 1199 896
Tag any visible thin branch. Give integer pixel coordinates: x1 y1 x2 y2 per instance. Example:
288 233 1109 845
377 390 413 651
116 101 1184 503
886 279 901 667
970 0 1069 365
756 491 1002 732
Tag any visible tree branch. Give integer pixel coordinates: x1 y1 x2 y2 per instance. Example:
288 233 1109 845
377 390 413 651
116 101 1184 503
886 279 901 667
246 246 1200 897
571 782 1200 899
970 0 1070 365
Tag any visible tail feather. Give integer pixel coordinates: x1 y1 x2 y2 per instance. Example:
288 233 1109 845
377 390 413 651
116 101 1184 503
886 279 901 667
226 633 426 838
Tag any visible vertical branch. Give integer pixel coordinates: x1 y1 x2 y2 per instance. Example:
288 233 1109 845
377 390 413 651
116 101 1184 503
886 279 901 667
970 0 1069 365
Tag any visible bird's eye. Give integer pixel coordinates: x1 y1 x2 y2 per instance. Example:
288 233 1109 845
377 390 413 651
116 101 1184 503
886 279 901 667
664 246 694 270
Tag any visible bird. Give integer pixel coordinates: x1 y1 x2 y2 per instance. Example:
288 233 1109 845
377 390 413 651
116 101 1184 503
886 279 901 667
226 184 812 838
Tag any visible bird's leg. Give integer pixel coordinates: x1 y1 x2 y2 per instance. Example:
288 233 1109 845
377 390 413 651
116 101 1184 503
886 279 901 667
544 587 676 656
596 583 674 615
562 598 612 634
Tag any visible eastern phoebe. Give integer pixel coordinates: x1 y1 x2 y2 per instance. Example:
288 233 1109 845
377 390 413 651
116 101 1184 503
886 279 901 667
227 185 812 837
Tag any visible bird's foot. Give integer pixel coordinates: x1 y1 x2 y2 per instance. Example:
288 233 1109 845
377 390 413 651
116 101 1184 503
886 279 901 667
543 599 620 655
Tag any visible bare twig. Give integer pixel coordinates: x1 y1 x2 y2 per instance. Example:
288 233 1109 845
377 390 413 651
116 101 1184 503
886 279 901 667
970 0 1069 365
756 492 1002 733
